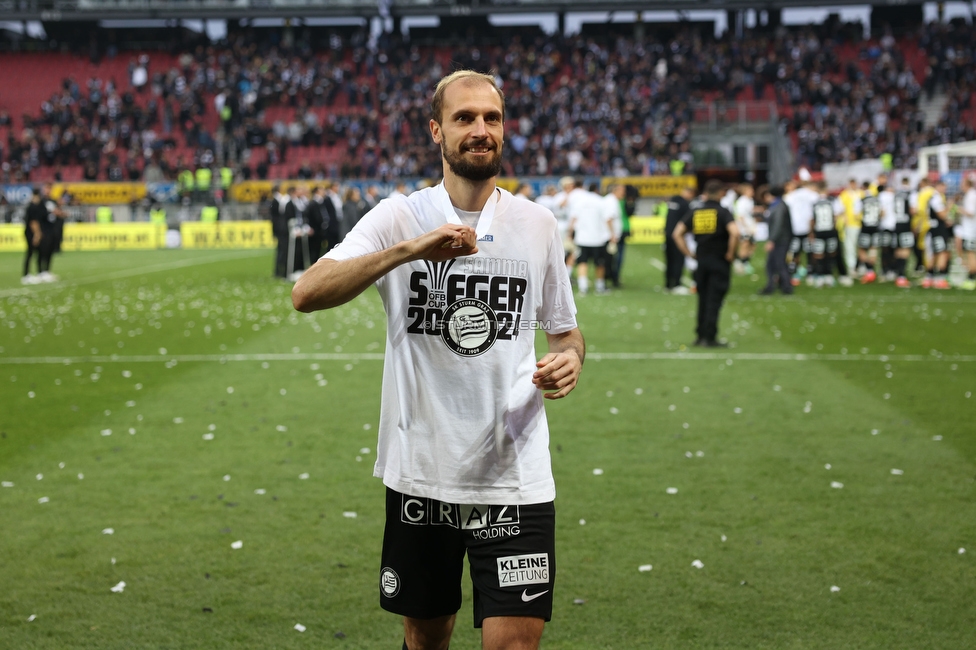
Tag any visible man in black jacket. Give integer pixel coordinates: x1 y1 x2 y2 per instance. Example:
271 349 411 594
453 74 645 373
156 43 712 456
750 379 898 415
270 185 289 278
665 186 696 292
672 179 740 347
760 185 794 295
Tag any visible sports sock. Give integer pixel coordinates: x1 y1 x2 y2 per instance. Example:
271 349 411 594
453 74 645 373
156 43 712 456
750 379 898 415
578 276 589 293
894 258 907 278
595 278 606 292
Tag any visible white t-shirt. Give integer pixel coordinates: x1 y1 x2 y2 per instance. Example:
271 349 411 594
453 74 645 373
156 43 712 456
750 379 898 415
961 188 976 240
569 188 611 247
323 184 578 505
929 192 946 226
602 193 623 239
879 191 896 231
785 187 819 235
733 196 756 236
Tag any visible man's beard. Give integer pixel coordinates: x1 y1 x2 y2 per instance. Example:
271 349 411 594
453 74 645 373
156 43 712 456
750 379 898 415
441 140 502 181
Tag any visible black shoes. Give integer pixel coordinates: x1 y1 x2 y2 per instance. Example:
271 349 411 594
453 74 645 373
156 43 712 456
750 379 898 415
692 339 728 348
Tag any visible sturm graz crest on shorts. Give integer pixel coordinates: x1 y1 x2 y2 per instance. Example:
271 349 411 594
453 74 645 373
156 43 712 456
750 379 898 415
441 298 499 357
380 567 400 598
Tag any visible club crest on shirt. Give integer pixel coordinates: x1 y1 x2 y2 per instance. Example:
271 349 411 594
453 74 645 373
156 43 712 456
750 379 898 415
441 298 498 356
407 258 529 356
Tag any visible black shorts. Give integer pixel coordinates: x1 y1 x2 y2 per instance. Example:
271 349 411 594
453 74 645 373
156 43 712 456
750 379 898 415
894 230 915 250
789 236 811 254
380 488 555 627
880 230 895 248
858 226 880 250
811 235 838 256
576 244 608 267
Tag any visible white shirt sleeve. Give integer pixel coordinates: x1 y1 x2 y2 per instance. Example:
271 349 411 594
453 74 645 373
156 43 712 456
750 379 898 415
538 226 578 335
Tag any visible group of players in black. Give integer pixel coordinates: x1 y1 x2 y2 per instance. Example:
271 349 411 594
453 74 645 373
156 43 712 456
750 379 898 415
661 172 976 347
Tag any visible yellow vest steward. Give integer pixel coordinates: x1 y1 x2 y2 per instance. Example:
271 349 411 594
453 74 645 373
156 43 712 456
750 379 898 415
195 168 212 190
96 206 113 223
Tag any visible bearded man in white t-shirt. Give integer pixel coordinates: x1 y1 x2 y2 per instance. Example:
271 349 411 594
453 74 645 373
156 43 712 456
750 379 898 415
293 70 584 650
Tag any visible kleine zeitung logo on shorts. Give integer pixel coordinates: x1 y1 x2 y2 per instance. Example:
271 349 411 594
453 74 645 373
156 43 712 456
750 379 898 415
496 553 549 587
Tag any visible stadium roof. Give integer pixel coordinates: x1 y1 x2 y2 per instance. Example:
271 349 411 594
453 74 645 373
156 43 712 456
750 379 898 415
0 0 928 22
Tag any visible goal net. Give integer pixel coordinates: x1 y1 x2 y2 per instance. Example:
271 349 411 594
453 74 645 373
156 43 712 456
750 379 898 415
918 140 976 195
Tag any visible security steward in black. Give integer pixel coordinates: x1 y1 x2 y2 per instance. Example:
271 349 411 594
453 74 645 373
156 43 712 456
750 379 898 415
23 189 54 278
665 185 697 291
672 179 740 347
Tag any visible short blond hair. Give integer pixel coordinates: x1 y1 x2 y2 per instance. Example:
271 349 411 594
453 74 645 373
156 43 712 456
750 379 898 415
430 70 505 124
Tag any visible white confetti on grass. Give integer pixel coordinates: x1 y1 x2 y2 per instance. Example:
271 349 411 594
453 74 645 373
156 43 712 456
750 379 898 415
202 433 214 441
254 489 266 495
111 581 126 593
891 469 904 476
173 417 184 424
959 548 966 555
579 519 586 525
666 487 678 495
609 407 619 415
294 623 306 633
933 435 943 441
359 447 371 455
691 559 704 569
1 481 13 488
231 540 243 549
634 388 643 395
102 528 114 535
36 473 43 480
27 614 36 622
276 425 288 432
638 564 652 572
78 473 84 480
721 535 727 542
831 482 844 489
38 497 49 504
871 429 879 436
226 387 234 394
101 429 112 436
830 585 841 593
299 473 310 480
128 428 136 435
825 463 832 470
592 468 604 476
803 401 812 413
342 512 358 518
223 475 231 481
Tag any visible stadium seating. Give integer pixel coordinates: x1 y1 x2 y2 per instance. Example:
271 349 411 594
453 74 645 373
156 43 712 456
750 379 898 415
1 21 973 183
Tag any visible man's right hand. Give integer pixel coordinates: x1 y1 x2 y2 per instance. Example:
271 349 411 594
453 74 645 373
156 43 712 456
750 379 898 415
406 224 478 262
765 242 774 253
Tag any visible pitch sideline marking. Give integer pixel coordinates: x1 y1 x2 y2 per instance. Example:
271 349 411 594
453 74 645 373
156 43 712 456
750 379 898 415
0 250 269 298
1 352 973 365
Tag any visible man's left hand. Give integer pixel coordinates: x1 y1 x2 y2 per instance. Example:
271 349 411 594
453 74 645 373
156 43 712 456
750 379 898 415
533 351 581 400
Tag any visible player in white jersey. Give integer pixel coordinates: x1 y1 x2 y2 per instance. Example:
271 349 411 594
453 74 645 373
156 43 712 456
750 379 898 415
784 180 819 282
958 177 976 290
293 70 584 650
733 183 757 275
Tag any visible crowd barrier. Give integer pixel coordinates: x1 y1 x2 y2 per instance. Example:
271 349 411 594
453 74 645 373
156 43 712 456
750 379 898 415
4 176 697 207
0 222 273 252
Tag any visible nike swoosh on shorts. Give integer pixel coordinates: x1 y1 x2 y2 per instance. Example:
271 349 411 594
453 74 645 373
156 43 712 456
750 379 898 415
521 589 549 602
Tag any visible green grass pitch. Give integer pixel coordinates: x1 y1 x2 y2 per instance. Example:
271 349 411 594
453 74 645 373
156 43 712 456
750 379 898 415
1 246 974 649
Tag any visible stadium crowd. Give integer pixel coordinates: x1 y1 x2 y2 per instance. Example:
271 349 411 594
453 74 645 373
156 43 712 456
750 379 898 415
1 20 974 184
